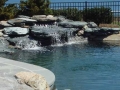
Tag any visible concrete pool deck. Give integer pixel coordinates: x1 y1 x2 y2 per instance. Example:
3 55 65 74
0 57 55 90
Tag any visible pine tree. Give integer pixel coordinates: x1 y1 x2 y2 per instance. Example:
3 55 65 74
19 0 52 16
0 0 18 20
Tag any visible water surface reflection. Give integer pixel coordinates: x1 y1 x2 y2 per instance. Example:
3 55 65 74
0 41 120 90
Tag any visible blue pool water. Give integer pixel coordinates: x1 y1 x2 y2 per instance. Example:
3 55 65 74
1 41 120 90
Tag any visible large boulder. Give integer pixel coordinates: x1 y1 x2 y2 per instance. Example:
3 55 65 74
84 28 100 32
56 16 66 22
0 21 12 27
0 32 3 37
4 27 29 36
7 18 37 26
31 26 78 37
15 71 50 90
87 22 98 28
58 20 87 28
17 18 37 22
31 15 57 22
30 26 78 46
17 15 31 19
100 27 120 31
6 36 29 45
7 18 25 26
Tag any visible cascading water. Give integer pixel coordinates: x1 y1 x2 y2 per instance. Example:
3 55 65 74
51 32 63 46
15 38 46 50
30 23 88 47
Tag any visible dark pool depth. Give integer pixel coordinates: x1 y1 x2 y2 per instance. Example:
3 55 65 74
1 41 120 90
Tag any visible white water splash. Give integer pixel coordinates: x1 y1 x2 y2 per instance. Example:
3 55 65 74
16 39 46 51
51 36 88 47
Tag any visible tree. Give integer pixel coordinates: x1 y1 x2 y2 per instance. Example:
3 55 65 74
82 7 113 25
0 0 18 20
0 0 8 6
18 0 52 16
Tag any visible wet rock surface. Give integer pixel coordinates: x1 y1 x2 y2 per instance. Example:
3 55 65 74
1 15 120 51
0 57 55 90
0 37 14 54
58 20 88 28
4 27 29 36
31 15 57 22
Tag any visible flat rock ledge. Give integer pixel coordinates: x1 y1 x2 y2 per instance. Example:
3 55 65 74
0 57 55 90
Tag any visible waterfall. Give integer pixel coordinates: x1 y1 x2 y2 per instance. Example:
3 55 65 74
15 39 44 50
51 33 63 46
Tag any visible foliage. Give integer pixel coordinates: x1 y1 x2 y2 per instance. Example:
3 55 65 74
18 0 52 16
0 0 8 6
0 3 18 20
82 7 113 25
53 8 82 21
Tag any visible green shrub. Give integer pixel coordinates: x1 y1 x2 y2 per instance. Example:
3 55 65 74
0 4 18 20
53 8 82 21
82 7 113 25
18 0 53 16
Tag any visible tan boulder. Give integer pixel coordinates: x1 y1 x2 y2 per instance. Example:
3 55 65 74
15 71 50 90
0 32 3 37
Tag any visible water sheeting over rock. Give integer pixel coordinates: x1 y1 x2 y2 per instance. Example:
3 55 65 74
31 26 78 37
30 26 79 46
7 36 32 45
4 27 29 35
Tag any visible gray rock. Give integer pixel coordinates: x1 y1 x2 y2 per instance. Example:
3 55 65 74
6 36 29 45
111 28 120 31
0 32 3 37
31 26 79 45
17 15 31 19
56 16 66 22
0 78 34 90
7 18 36 26
32 15 47 19
87 22 98 28
58 20 87 28
84 28 100 32
101 27 120 31
32 15 57 21
0 38 14 53
7 18 25 25
31 26 77 37
0 21 12 27
4 27 29 35
17 18 37 22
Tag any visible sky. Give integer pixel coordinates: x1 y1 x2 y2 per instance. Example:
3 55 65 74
6 0 116 3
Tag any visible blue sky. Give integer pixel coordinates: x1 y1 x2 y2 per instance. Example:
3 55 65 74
7 0 116 3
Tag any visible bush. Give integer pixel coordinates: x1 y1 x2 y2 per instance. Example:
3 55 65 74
0 4 18 20
18 0 53 16
52 8 82 21
82 7 113 25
